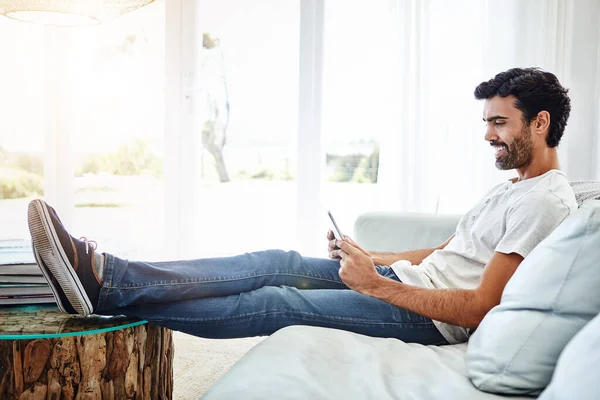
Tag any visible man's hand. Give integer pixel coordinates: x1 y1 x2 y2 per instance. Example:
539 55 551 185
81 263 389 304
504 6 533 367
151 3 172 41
327 231 372 261
337 239 382 294
326 230 342 260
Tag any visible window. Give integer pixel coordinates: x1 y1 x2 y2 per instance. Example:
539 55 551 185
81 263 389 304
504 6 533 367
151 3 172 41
321 0 395 231
189 0 300 257
0 2 166 260
68 2 166 260
0 19 45 244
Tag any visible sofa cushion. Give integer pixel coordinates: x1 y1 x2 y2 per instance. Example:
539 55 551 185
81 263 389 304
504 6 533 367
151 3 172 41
538 312 600 400
203 325 532 400
466 200 600 395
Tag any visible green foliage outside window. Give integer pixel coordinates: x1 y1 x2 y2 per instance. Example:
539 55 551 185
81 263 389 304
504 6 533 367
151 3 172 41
76 139 163 178
0 167 43 199
326 146 379 183
0 147 44 199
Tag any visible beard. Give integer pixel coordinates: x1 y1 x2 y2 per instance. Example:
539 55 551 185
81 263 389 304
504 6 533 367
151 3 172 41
492 125 534 170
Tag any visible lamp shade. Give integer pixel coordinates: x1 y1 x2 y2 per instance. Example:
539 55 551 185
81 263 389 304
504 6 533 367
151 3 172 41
0 0 155 26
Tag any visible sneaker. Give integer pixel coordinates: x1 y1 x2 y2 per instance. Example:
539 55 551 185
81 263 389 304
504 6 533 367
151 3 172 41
27 199 102 316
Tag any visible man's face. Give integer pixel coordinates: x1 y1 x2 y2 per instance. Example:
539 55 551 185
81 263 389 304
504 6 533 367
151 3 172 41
483 95 534 170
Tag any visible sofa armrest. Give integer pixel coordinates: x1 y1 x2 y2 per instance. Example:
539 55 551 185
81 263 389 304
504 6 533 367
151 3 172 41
353 212 462 253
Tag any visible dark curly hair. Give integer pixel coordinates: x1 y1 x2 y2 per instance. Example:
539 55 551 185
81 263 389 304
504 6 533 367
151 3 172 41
474 67 571 148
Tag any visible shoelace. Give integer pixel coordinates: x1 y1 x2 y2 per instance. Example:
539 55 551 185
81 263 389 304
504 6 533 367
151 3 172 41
79 237 98 255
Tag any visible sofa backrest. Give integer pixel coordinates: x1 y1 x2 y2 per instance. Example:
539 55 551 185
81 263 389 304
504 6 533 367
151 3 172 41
570 180 600 205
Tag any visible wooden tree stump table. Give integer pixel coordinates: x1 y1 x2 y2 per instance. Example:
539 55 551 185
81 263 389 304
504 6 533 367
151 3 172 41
0 305 174 399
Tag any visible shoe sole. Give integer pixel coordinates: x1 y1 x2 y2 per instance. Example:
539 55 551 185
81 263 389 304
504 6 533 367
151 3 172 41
32 246 71 313
27 200 93 316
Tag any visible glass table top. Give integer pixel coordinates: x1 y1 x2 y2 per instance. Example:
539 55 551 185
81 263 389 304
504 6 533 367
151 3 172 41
0 305 147 340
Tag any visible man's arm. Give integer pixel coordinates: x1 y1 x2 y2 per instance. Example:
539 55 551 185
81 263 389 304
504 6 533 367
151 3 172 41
370 235 455 266
337 240 523 329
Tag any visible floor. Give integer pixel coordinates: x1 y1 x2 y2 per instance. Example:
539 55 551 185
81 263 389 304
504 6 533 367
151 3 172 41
172 332 265 399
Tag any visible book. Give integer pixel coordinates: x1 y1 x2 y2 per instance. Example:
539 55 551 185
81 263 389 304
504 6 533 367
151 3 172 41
0 239 36 266
0 264 42 276
0 295 55 306
0 284 53 297
0 275 47 284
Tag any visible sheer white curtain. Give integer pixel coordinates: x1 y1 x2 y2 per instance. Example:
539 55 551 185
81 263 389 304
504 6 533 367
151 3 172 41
378 0 600 215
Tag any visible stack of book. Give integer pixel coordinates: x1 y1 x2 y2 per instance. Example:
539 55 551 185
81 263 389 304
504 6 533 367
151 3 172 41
0 240 55 306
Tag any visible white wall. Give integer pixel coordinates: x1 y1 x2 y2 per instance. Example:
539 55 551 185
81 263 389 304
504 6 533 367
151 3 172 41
562 0 600 180
490 0 600 181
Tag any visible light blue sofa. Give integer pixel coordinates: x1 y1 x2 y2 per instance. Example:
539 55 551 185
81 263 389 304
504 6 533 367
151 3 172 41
202 182 600 400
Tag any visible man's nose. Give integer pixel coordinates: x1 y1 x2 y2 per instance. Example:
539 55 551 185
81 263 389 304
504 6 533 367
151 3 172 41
484 126 498 142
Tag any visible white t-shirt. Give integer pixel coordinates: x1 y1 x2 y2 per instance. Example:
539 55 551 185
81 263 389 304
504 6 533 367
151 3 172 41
390 169 577 344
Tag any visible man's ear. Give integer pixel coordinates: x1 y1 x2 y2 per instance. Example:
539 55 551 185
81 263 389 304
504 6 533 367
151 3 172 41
533 111 551 138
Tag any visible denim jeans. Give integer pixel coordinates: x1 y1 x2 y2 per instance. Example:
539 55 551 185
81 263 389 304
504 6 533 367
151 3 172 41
96 249 447 345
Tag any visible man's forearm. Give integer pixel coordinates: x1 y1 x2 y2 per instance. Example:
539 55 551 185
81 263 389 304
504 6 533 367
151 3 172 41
370 248 436 266
365 277 488 329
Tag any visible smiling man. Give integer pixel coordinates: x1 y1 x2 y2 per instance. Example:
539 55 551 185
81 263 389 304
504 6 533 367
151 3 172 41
334 68 576 343
28 67 576 345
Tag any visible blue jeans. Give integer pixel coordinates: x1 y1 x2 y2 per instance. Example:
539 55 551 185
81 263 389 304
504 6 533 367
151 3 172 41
96 249 447 345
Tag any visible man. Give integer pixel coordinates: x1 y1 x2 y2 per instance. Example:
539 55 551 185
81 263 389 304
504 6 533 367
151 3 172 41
28 67 576 345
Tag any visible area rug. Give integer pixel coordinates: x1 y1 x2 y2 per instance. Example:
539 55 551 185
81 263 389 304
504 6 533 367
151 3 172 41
172 332 265 399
